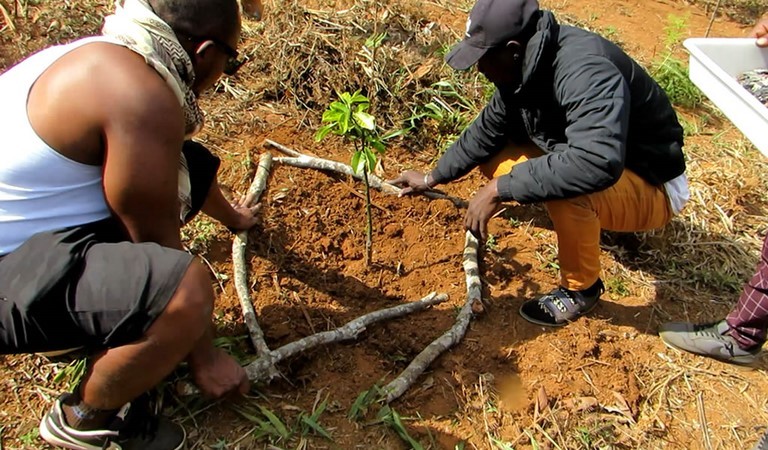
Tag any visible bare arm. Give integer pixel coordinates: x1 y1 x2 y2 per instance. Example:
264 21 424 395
201 183 260 231
98 53 186 249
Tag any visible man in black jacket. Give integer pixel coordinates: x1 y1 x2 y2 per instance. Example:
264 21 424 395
390 0 688 327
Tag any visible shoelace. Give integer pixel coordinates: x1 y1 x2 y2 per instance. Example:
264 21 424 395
692 323 725 338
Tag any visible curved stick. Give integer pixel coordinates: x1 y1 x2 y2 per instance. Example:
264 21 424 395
264 140 468 209
381 231 482 403
234 153 279 380
178 292 448 395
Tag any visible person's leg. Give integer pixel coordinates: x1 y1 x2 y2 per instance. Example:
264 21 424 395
725 233 768 349
480 143 674 325
480 144 673 290
76 260 213 413
34 241 211 449
659 234 767 365
546 169 674 290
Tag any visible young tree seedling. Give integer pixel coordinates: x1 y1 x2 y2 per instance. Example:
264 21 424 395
316 90 386 266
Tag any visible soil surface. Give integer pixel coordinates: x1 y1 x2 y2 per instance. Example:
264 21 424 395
1 0 767 449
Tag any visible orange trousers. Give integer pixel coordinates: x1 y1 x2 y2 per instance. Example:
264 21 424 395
480 144 673 290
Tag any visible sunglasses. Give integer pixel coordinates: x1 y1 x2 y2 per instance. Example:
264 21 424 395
180 34 246 76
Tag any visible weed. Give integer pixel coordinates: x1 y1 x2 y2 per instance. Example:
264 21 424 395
491 437 515 450
298 396 332 440
405 76 491 159
181 216 218 253
650 15 703 109
19 428 38 446
536 243 560 274
52 357 88 391
365 32 387 49
377 405 425 450
575 426 593 448
573 421 620 449
212 335 252 365
210 439 229 449
679 115 701 136
230 395 333 446
232 404 289 444
601 25 619 42
605 276 631 297
348 387 382 421
486 234 499 251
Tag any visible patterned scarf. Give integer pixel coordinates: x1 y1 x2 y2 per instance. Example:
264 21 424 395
101 0 204 137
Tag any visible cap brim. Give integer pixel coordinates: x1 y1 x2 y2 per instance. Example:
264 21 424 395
445 41 488 70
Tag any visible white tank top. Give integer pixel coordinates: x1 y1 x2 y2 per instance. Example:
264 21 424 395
0 37 117 255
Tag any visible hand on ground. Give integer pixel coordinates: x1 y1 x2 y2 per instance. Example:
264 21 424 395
465 178 501 241
228 196 261 231
387 170 430 196
190 347 250 398
751 15 768 47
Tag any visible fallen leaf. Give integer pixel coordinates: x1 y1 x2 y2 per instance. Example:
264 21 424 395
563 396 599 412
605 391 636 423
536 386 549 412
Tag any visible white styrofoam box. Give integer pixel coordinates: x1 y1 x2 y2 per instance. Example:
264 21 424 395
683 38 768 156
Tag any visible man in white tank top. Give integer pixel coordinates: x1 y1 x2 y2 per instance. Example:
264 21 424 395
0 1 259 448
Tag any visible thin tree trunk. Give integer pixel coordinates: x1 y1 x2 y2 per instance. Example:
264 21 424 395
362 166 373 266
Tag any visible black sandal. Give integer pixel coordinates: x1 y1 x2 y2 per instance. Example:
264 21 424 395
519 280 604 327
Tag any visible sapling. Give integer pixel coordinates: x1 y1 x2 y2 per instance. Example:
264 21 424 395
316 90 386 266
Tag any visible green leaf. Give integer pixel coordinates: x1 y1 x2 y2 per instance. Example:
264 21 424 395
381 128 407 141
310 399 328 421
348 388 380 421
351 151 363 174
364 149 378 172
339 91 353 105
349 90 369 105
315 124 335 142
378 406 425 450
353 111 375 130
321 109 342 125
339 108 351 134
259 406 290 439
369 138 386 154
300 414 333 440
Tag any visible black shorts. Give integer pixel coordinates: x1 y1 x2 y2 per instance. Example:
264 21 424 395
0 218 193 354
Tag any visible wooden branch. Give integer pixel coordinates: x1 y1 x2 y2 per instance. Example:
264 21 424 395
233 153 279 380
178 292 448 395
264 139 304 157
243 152 273 207
381 231 482 403
264 140 468 209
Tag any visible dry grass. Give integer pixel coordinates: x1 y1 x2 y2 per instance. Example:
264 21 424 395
681 0 764 25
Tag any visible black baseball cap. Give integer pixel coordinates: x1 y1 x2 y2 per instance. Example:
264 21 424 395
445 0 540 70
